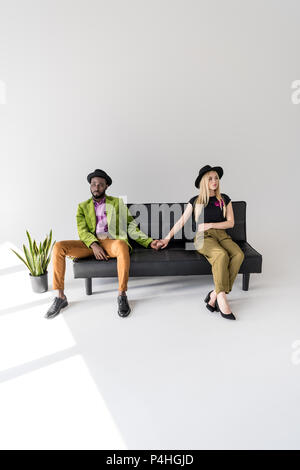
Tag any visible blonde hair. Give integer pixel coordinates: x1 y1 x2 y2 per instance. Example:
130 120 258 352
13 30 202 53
193 171 226 223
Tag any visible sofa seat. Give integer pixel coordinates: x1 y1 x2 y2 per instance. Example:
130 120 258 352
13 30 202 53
73 240 262 278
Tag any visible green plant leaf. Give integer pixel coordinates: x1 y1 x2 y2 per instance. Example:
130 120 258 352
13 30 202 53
23 245 35 275
33 240 39 256
26 230 34 259
42 258 46 271
45 230 53 257
10 248 32 273
42 237 48 252
37 254 43 275
40 252 45 271
40 231 51 272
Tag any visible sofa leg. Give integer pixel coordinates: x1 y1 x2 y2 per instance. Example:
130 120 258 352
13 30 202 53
85 278 92 295
242 273 250 291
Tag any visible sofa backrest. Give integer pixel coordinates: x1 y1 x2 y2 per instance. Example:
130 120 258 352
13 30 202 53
127 201 247 247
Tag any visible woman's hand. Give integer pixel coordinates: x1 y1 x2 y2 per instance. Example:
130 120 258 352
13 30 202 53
197 223 213 232
150 240 162 251
158 238 170 249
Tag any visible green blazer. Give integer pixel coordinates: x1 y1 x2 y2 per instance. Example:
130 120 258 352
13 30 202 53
76 195 153 253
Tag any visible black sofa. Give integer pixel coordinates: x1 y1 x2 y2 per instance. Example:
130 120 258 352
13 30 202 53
73 201 262 295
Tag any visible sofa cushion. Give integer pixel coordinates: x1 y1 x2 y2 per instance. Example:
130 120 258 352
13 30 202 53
73 240 262 278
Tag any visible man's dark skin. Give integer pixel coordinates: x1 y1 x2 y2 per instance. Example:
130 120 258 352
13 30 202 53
57 176 161 299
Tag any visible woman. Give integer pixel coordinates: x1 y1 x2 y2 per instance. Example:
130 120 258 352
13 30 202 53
159 165 245 320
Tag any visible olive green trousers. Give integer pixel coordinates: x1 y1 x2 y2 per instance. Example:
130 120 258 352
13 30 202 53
194 228 245 295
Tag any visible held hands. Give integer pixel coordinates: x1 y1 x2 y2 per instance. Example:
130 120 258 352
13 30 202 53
91 242 109 261
150 240 163 251
157 238 170 250
150 238 170 250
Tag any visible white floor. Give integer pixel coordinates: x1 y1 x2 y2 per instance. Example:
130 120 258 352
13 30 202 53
1 259 300 450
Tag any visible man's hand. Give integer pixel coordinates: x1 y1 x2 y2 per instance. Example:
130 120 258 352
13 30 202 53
91 242 109 260
150 240 163 251
197 223 213 232
157 238 170 250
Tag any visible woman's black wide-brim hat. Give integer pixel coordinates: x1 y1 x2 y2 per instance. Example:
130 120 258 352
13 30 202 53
87 169 112 186
195 165 223 188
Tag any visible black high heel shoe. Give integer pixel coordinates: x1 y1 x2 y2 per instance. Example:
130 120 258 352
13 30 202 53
215 299 236 320
204 290 217 312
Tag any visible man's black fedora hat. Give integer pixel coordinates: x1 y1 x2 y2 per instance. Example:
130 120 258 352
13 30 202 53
195 165 223 188
87 169 112 186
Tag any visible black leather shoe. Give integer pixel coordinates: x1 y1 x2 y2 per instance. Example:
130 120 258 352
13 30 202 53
215 299 236 320
204 290 217 312
117 294 131 317
45 296 68 319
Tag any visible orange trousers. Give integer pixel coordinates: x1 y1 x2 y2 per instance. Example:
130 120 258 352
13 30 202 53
52 238 130 291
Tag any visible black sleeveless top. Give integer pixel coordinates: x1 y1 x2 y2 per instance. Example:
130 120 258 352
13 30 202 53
188 193 231 229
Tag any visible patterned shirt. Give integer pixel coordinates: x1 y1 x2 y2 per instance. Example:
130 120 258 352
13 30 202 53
93 196 108 234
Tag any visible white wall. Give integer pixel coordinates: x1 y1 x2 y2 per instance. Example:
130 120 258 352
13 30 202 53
0 0 299 282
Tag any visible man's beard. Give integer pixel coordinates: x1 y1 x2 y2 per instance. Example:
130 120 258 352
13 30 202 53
91 190 105 199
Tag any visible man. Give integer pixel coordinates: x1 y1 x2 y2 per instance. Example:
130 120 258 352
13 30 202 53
45 169 161 319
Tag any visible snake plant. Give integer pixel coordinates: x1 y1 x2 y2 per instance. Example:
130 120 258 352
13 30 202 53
11 230 56 276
